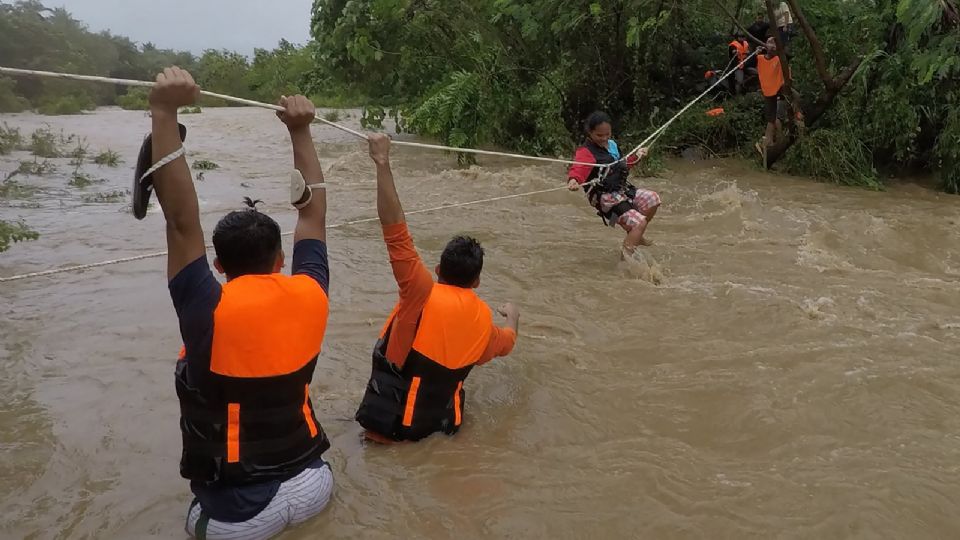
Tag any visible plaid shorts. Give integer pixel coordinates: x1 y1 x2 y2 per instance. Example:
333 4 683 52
599 188 661 229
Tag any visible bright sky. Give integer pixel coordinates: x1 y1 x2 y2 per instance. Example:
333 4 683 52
48 0 316 55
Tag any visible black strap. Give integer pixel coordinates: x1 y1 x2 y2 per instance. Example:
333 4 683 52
184 424 321 458
196 513 209 540
180 403 304 424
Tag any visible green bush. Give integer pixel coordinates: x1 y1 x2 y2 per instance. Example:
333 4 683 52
310 94 366 109
0 78 30 113
192 159 220 171
0 123 23 155
650 93 765 159
68 140 90 167
323 110 341 122
36 94 95 116
934 105 960 195
28 127 62 158
0 219 39 253
0 179 37 198
68 171 102 188
93 149 121 167
7 159 57 180
82 189 128 203
198 96 231 107
118 88 150 110
779 127 881 188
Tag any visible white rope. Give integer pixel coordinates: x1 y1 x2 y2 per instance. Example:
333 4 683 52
139 146 185 183
0 185 571 283
0 66 601 168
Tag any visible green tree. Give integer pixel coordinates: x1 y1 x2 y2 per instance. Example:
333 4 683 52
246 39 316 103
196 49 252 104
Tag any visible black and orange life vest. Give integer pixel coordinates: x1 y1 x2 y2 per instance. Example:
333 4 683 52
729 39 749 69
583 141 630 195
757 54 785 97
176 274 331 486
355 283 493 441
581 141 635 225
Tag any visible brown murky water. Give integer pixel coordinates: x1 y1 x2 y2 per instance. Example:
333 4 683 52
2 108 960 539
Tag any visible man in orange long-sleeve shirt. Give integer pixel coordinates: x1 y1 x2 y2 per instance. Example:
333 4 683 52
355 134 520 443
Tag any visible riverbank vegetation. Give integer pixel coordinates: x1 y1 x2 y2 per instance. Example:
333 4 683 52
309 0 959 193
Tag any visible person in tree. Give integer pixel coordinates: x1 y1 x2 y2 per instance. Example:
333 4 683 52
747 11 770 47
728 32 755 94
776 1 794 45
755 37 792 161
566 111 660 253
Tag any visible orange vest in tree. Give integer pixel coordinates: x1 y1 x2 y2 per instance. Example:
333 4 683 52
729 40 749 69
758 55 786 97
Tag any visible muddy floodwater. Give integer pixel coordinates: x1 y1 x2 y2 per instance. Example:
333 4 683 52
2 107 960 539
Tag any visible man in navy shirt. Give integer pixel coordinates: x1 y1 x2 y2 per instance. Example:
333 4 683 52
144 67 333 540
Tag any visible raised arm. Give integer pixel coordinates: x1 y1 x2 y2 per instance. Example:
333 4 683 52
148 67 204 281
368 133 404 226
367 133 434 367
277 96 326 243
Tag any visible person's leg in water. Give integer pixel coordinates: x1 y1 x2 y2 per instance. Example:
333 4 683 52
621 187 662 253
621 210 650 254
629 188 661 248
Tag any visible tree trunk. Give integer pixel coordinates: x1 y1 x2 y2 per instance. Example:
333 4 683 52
732 0 746 34
764 58 863 165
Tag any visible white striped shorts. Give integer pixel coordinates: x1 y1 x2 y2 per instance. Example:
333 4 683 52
185 463 334 540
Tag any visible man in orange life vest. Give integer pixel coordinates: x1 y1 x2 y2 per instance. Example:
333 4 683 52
355 133 520 443
144 67 334 539
728 32 753 95
756 36 791 155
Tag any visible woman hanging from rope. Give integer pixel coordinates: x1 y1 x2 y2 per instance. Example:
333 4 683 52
566 111 661 253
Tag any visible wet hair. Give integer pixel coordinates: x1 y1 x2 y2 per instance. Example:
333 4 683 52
584 111 613 133
212 197 281 277
438 235 484 288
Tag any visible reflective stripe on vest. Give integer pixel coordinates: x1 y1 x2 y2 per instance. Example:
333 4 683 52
758 55 785 97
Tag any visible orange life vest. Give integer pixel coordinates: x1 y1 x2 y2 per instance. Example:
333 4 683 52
355 283 493 441
757 54 785 97
177 274 330 485
729 40 749 68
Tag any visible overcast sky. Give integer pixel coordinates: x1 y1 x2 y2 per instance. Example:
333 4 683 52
49 0 316 55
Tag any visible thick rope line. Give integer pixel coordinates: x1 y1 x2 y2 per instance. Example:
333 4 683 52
0 66 602 168
0 185 571 283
